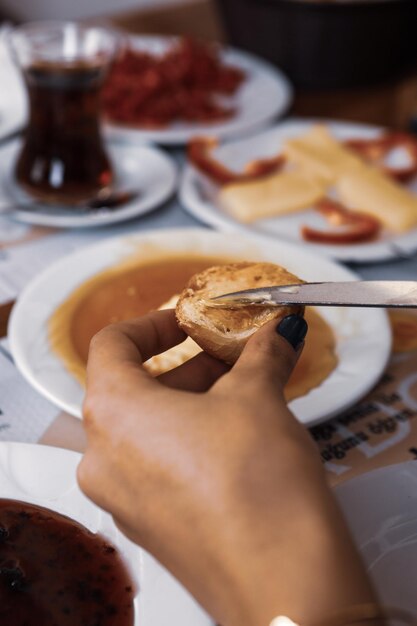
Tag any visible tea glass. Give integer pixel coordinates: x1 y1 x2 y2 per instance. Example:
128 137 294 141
7 21 119 205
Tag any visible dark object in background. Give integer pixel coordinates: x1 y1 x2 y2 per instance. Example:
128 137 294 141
216 0 417 90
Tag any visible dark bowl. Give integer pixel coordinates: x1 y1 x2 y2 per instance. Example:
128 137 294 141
216 0 417 89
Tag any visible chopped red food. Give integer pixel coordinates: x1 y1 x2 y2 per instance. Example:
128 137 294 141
102 37 245 127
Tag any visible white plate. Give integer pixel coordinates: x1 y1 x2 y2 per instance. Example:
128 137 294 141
0 30 27 141
9 228 391 426
104 35 292 145
0 441 211 626
0 139 177 228
336 461 417 614
180 118 417 263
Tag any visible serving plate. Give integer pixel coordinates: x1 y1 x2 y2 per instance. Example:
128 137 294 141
180 118 417 263
0 138 177 228
336 461 417 614
104 35 292 145
0 442 211 626
9 228 391 426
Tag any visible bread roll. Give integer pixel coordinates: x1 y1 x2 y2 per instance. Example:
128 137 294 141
175 262 304 364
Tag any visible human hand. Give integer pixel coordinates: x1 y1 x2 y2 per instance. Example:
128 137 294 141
78 310 376 626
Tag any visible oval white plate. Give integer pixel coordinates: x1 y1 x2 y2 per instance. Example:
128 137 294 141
336 461 417 614
180 118 417 263
104 35 292 145
9 228 391 426
0 139 177 228
0 442 211 626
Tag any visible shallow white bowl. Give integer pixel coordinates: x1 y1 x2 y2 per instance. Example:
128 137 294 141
9 228 391 426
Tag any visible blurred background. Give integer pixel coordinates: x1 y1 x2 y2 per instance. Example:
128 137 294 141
1 0 417 128
0 0 198 22
0 0 218 36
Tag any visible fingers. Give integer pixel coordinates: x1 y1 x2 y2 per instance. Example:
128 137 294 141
86 309 186 386
225 314 308 399
158 352 229 392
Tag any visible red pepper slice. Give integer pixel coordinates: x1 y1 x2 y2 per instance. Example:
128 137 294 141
344 132 417 183
187 137 285 185
301 198 381 244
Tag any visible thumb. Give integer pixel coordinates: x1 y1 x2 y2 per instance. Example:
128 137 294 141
230 314 308 397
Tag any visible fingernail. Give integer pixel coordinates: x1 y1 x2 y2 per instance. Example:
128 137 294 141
276 315 308 351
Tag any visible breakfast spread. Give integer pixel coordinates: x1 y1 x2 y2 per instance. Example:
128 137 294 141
3 17 415 621
188 125 417 244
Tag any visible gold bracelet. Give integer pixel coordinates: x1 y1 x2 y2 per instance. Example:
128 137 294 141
270 603 417 626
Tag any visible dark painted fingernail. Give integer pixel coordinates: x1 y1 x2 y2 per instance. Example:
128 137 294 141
276 315 308 351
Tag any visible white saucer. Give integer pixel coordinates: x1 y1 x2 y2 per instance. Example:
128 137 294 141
9 228 391 426
336 461 417 614
104 35 292 145
0 138 177 228
180 118 417 263
0 442 211 626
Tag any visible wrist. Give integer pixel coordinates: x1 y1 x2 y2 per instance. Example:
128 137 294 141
202 456 376 626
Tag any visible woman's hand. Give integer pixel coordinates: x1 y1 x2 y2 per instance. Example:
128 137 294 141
78 310 377 626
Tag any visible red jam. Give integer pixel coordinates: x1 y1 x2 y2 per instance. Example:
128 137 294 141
0 498 135 626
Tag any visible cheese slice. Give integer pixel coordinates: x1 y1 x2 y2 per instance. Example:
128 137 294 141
336 166 417 233
284 125 363 184
219 169 326 223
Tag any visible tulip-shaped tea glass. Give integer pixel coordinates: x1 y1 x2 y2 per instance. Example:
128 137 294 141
8 21 119 205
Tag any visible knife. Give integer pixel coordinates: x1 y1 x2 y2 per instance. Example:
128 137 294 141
209 281 417 309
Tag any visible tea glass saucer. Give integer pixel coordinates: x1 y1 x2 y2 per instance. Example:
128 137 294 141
0 138 177 228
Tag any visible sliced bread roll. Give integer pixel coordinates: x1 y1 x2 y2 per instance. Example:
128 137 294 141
175 262 304 364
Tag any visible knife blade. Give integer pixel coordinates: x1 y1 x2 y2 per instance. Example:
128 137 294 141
209 281 417 308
